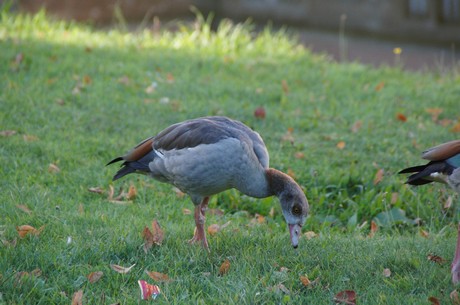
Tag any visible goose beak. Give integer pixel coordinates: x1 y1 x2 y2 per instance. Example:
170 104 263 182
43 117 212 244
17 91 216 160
289 224 302 249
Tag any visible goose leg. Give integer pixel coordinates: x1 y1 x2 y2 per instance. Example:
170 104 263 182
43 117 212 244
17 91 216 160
188 197 210 249
452 223 460 284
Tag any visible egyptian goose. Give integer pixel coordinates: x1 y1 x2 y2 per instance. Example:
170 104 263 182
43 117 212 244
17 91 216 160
107 116 309 250
399 140 460 283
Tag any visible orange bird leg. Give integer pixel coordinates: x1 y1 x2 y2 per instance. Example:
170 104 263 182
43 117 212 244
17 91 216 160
452 223 460 284
188 197 210 249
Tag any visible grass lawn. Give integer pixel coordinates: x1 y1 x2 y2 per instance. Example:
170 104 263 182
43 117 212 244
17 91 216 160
1 8 460 304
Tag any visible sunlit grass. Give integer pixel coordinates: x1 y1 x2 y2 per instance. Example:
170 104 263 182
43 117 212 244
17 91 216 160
1 8 460 304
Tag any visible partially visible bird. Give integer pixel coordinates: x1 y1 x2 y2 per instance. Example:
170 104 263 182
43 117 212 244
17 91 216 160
107 116 309 250
399 139 460 283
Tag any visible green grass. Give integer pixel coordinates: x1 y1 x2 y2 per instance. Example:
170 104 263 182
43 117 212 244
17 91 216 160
1 9 460 304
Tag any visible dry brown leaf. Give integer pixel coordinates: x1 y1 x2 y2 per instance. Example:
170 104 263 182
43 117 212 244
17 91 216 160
16 225 44 238
126 185 137 200
219 259 231 276
452 121 460 133
445 196 453 210
255 214 265 224
336 141 346 150
142 226 154 253
72 290 83 305
145 270 170 282
374 81 385 92
427 254 447 264
351 120 362 133
373 168 384 185
426 108 443 122
48 163 60 173
383 268 391 277
300 275 311 286
304 231 318 240
110 264 136 274
451 289 460 305
420 229 429 238
368 221 378 238
88 187 104 194
23 134 38 142
16 204 32 214
182 208 192 215
87 271 103 283
428 296 441 305
0 130 17 137
151 220 164 246
254 107 266 119
207 224 220 236
396 113 407 122
334 290 356 304
281 80 289 94
294 151 305 159
208 208 225 216
273 283 290 294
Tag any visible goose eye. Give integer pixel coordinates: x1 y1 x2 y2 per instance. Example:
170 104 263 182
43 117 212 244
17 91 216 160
292 205 302 216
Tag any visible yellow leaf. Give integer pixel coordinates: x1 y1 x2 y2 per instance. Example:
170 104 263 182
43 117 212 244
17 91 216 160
336 141 346 150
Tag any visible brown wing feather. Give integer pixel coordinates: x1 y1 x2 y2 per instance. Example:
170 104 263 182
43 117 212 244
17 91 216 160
124 137 154 162
422 140 460 161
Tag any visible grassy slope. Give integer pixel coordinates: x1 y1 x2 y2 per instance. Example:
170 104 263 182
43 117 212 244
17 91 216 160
1 10 460 304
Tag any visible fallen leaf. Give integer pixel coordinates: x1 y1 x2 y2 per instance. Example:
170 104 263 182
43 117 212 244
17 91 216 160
166 73 175 83
425 108 443 122
1 238 17 247
0 130 17 137
16 225 44 238
420 229 429 238
304 231 318 240
373 168 384 185
452 121 460 133
145 270 170 282
88 187 104 194
294 152 305 159
173 187 186 198
396 113 407 122
427 254 447 264
87 271 103 283
391 192 399 204
374 81 385 92
83 75 92 85
107 185 115 200
300 275 311 286
368 220 378 238
142 226 154 253
255 214 265 224
23 134 38 142
334 290 356 304
208 208 225 216
72 290 83 305
126 185 137 200
269 207 275 218
207 224 220 236
182 208 192 215
451 290 460 305
383 268 391 277
110 264 136 274
118 75 130 85
254 107 266 119
145 82 157 94
336 141 346 150
219 259 231 276
48 163 60 173
351 120 362 133
281 80 289 94
274 283 290 294
281 129 295 144
428 296 441 305
445 196 453 210
151 220 164 246
16 204 32 214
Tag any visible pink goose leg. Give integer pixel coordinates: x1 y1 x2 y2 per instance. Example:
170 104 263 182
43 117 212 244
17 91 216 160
452 223 460 284
188 197 210 249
